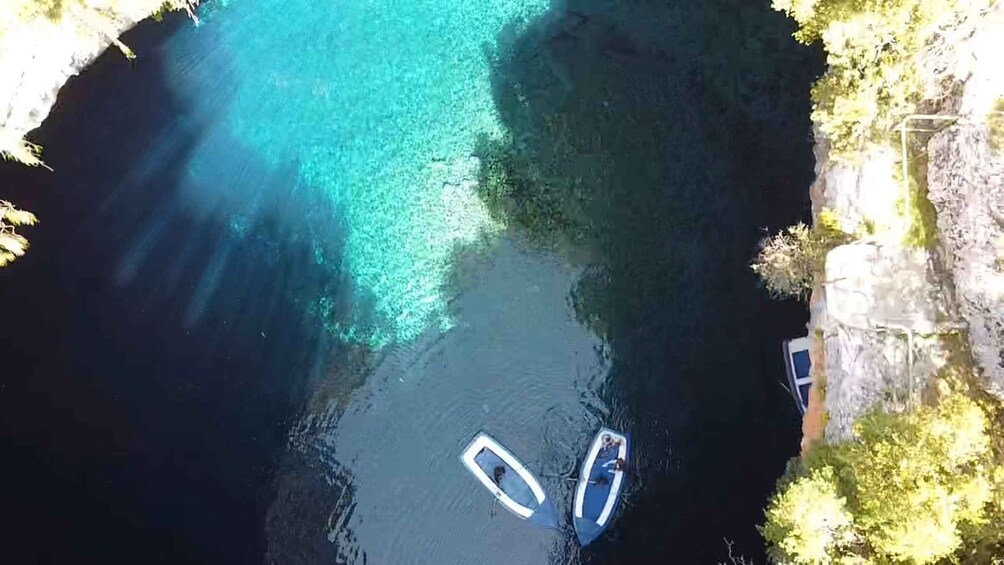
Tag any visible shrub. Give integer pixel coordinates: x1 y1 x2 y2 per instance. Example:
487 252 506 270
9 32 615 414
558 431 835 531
990 99 1004 152
761 466 857 564
0 200 38 267
762 392 1004 563
772 0 985 157
0 133 46 169
847 395 993 562
751 209 849 299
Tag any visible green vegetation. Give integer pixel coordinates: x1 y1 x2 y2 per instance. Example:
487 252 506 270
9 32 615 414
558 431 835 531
897 148 940 249
0 136 47 169
0 200 38 267
762 466 856 563
473 134 588 251
762 383 1004 563
772 0 986 157
751 209 851 299
764 3 1004 563
990 99 1004 152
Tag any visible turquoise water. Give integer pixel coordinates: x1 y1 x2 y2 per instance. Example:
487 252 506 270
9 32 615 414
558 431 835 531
0 0 824 561
166 0 548 347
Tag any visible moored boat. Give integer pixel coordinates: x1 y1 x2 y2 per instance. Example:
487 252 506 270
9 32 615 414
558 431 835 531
783 336 812 414
460 431 558 529
573 427 630 546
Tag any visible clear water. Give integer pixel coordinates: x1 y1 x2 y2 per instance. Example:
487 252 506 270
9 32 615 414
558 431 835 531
0 0 823 562
163 0 550 347
293 240 609 563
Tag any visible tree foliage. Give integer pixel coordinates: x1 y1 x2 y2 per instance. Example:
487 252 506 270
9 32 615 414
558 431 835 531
761 466 857 564
0 200 38 267
990 99 1004 152
762 392 1004 563
772 0 987 157
751 209 849 299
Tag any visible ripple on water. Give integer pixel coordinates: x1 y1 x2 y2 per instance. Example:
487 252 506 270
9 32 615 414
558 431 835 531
283 239 611 563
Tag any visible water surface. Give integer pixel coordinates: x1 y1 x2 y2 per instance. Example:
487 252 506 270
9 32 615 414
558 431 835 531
0 0 820 562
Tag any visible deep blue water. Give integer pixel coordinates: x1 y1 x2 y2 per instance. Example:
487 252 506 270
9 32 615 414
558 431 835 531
0 1 821 563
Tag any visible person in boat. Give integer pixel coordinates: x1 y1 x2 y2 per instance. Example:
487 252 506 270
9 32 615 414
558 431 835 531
601 436 623 460
492 465 506 486
601 456 626 474
599 434 617 457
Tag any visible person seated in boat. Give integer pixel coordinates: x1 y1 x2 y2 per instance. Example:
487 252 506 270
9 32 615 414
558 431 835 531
594 475 610 486
599 434 618 458
601 456 626 475
492 465 506 486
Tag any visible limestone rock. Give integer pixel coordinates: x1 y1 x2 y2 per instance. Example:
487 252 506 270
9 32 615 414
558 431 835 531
928 126 1004 397
0 1 169 156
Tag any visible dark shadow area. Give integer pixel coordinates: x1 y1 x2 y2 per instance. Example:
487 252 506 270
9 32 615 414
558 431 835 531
0 14 363 564
477 1 824 561
266 446 363 565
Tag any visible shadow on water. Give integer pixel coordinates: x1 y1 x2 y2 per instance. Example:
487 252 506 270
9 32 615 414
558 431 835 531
0 14 366 564
476 1 824 561
0 1 825 562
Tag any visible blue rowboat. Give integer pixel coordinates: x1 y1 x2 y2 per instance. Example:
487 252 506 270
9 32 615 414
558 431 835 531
783 336 812 414
460 432 558 529
573 427 630 546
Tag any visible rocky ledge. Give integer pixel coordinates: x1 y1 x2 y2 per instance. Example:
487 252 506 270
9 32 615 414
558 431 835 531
0 1 184 160
802 4 1004 448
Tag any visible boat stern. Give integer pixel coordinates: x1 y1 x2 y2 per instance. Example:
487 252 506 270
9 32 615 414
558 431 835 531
528 496 559 530
574 517 603 546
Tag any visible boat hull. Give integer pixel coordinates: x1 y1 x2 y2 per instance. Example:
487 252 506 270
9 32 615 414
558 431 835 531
460 432 558 529
573 427 630 546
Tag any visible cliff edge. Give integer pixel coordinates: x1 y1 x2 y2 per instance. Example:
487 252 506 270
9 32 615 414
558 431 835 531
801 2 1004 447
0 0 196 163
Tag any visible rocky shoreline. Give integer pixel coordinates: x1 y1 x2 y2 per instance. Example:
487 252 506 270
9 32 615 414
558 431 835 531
0 1 187 161
801 3 1004 449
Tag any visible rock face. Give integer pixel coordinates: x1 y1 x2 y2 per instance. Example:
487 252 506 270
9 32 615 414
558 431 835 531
0 1 166 155
928 127 1004 396
924 5 1004 397
821 242 953 439
801 4 1004 447
804 117 958 443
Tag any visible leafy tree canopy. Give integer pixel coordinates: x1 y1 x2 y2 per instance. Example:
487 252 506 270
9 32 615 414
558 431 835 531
772 0 991 156
762 392 1004 563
